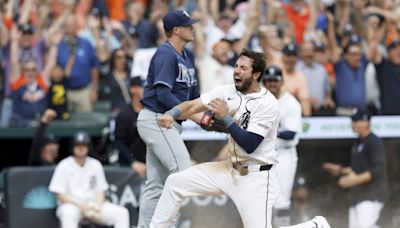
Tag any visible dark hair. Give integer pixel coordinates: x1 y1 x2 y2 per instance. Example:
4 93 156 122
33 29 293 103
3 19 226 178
110 48 127 72
343 42 361 54
238 49 267 82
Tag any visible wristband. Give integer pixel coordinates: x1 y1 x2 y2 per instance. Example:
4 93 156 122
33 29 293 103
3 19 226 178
165 107 181 119
223 115 234 128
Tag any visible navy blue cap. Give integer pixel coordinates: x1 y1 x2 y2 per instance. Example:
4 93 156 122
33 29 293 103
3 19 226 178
387 40 400 50
18 23 34 35
263 65 283 81
72 131 91 145
282 42 299 56
343 23 353 35
43 133 58 145
130 76 145 87
351 109 371 121
163 10 199 31
313 40 326 52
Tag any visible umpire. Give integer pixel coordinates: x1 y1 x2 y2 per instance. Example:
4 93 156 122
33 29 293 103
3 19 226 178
323 109 388 228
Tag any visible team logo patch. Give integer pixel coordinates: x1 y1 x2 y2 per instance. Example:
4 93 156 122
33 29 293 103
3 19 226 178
177 63 197 86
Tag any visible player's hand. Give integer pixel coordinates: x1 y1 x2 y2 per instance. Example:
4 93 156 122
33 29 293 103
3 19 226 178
209 98 229 120
322 162 342 176
158 114 174 129
131 161 146 177
41 109 57 124
78 203 91 213
338 171 359 188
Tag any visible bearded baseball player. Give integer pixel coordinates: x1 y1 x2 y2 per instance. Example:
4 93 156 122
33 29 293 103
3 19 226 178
263 66 331 228
262 65 301 227
151 49 279 228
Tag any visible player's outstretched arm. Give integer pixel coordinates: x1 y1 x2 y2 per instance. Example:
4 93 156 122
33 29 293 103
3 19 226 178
158 98 208 128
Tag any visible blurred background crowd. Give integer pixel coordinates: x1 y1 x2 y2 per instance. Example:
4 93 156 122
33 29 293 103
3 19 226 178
0 0 399 126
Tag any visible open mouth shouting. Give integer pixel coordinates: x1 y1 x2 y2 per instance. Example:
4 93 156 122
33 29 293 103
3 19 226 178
234 75 243 86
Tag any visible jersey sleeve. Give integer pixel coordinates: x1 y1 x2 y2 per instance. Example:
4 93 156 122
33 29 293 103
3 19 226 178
280 97 302 133
246 102 280 137
49 162 67 195
200 85 229 108
152 51 177 88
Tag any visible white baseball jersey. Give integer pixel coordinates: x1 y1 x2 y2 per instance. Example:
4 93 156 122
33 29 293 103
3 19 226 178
201 84 280 165
276 91 302 149
49 156 108 203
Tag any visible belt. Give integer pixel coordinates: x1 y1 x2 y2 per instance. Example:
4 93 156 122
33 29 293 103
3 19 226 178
232 162 272 176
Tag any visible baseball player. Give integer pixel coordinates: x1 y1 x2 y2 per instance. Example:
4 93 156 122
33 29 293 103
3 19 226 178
323 109 388 228
136 10 200 228
152 50 280 228
49 131 129 228
262 65 302 227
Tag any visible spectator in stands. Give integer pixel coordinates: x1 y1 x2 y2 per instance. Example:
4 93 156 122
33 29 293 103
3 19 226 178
331 37 368 115
9 26 60 123
81 7 122 59
122 1 159 48
28 109 59 166
369 28 400 115
326 11 368 115
57 15 99 112
281 0 314 44
3 23 46 79
323 109 388 228
313 41 336 89
49 131 130 228
281 42 311 116
198 39 234 93
297 41 335 115
100 48 131 113
115 77 146 177
47 63 72 121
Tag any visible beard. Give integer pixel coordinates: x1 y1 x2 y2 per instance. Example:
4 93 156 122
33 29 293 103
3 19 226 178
235 76 253 93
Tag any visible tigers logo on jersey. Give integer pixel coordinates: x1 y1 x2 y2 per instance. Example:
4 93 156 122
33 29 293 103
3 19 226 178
177 63 197 87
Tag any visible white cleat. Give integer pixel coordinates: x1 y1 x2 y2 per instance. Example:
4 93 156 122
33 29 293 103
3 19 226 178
311 216 331 228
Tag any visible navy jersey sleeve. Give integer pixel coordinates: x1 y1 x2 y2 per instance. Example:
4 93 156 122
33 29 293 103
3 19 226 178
153 50 177 88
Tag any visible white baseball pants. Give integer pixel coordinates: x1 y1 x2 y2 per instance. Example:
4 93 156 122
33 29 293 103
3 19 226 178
275 147 298 209
56 202 130 228
150 161 279 228
349 200 383 228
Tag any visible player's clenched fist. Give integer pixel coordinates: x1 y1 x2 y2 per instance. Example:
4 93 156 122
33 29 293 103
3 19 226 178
209 98 229 119
158 114 174 129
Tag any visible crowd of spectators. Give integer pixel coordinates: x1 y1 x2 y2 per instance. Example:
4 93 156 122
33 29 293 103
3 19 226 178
0 0 399 126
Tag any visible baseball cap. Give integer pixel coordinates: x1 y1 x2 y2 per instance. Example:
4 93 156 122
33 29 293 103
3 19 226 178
18 24 34 35
72 131 91 145
387 40 400 51
130 76 145 87
43 133 58 145
163 10 199 31
282 42 299 56
263 65 283 81
351 109 371 121
313 40 326 52
343 23 353 35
